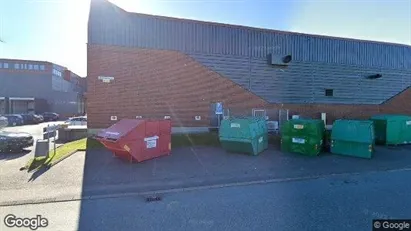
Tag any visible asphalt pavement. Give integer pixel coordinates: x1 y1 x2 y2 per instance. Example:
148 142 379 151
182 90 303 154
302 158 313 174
0 122 63 192
1 134 411 206
1 123 411 231
0 122 59 169
1 168 410 231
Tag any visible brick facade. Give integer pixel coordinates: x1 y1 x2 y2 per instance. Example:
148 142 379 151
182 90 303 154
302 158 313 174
87 44 410 129
380 87 411 115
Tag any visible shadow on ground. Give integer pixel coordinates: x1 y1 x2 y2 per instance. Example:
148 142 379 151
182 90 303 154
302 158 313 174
77 137 411 230
26 156 53 182
27 165 51 182
0 150 31 160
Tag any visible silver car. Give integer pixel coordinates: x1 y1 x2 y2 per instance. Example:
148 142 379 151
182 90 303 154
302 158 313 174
64 116 87 127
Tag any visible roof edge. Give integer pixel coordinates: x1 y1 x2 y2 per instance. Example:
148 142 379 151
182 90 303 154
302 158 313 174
103 0 411 48
0 58 83 76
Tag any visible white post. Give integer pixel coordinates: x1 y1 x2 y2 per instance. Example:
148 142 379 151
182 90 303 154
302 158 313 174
321 113 327 126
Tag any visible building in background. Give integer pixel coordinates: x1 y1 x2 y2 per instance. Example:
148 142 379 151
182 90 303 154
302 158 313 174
0 58 86 118
87 0 411 131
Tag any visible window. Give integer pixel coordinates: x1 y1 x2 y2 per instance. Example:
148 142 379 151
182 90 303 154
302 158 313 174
28 64 33 70
34 65 39 70
54 69 63 77
40 65 45 71
14 63 20 69
325 89 334 97
0 63 2 68
53 69 61 76
24 64 27 69
3 63 8 68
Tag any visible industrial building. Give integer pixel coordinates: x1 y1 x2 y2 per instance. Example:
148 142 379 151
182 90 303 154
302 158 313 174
87 0 411 131
0 58 86 117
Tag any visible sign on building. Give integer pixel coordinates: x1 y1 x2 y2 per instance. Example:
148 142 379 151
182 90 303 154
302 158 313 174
98 76 115 83
215 102 223 115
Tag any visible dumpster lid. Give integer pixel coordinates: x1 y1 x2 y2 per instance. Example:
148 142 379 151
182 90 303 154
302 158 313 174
97 119 144 140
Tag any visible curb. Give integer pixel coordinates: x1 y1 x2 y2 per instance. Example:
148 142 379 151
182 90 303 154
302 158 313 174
2 167 411 207
24 149 86 172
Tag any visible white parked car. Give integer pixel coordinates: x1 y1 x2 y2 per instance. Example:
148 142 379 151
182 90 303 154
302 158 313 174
0 116 8 129
64 116 87 127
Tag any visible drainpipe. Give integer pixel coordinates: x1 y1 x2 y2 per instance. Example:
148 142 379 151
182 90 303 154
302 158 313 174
248 31 252 90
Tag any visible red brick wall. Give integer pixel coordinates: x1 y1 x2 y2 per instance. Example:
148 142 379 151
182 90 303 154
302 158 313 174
63 70 71 81
87 44 410 129
380 87 411 115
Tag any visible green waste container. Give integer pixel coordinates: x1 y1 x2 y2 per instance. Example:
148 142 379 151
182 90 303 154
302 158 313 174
219 117 268 155
370 115 411 145
281 119 325 156
331 120 374 159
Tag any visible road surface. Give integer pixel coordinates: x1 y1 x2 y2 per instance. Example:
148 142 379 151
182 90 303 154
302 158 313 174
0 122 64 202
1 168 410 231
0 122 62 174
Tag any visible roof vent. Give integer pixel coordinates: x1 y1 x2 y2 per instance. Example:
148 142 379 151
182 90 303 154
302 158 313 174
282 55 292 64
269 54 292 66
366 74 382 79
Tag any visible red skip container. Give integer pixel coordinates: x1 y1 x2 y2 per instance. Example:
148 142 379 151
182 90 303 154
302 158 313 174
95 119 171 163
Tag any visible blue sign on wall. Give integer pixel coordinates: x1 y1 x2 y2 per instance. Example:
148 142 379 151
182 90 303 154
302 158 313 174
216 102 223 115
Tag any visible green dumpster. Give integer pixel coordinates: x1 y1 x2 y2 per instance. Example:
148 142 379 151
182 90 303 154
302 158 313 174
219 118 268 155
370 115 411 145
331 120 374 159
281 119 325 156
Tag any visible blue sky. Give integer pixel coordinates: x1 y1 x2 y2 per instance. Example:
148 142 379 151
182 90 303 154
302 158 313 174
0 0 410 77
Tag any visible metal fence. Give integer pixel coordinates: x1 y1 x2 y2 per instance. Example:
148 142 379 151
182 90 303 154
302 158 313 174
222 107 290 133
111 107 291 133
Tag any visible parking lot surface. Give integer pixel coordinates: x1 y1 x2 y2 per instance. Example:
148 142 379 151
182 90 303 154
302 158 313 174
1 168 411 231
0 122 63 196
1 126 410 205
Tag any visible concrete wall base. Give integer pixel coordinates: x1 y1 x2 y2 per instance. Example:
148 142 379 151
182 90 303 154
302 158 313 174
87 127 210 136
58 128 88 143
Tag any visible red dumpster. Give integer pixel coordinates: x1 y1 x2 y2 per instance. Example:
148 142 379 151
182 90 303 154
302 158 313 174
95 119 172 163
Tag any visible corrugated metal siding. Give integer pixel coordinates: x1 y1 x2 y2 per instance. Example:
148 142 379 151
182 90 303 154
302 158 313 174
49 92 80 115
191 54 250 89
404 47 411 69
189 53 411 104
88 3 411 71
0 70 82 114
88 0 411 105
0 71 52 98
249 59 314 103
